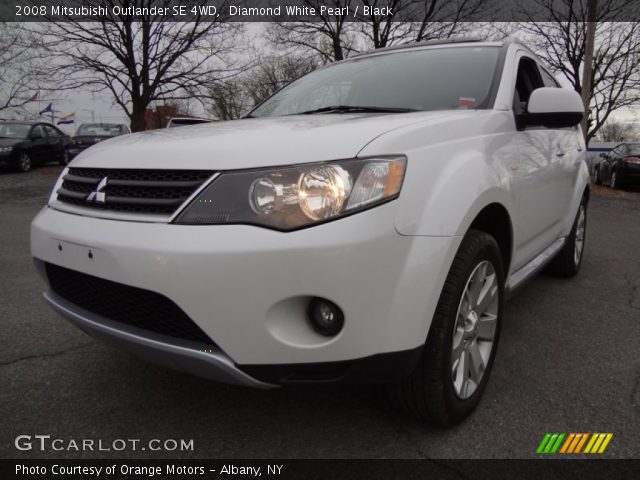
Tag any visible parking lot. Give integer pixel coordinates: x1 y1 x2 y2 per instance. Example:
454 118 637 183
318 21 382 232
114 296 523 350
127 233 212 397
1 165 639 459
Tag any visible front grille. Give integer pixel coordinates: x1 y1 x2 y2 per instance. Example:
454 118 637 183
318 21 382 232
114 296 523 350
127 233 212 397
57 168 214 215
46 263 215 345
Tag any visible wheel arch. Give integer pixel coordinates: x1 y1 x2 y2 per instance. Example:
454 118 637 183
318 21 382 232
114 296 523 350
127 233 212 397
467 203 514 275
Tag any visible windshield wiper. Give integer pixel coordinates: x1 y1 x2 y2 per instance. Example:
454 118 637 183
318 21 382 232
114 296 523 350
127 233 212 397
296 105 418 115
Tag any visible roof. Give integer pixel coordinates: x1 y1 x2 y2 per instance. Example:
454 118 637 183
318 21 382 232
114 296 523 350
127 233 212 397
352 36 531 59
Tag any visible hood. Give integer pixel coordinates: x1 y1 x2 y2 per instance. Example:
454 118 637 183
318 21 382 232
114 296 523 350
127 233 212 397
71 111 474 170
0 138 24 148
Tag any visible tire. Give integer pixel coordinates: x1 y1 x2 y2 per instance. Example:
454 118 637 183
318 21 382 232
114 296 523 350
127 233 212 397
594 166 602 185
388 229 504 426
610 169 619 189
16 151 32 173
59 148 70 166
546 199 587 278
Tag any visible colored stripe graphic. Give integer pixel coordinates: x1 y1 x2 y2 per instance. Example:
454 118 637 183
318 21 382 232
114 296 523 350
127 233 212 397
538 433 613 454
574 433 589 453
537 434 552 454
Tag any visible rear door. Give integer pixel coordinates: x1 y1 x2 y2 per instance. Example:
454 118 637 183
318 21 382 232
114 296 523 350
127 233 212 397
44 124 65 161
28 125 48 163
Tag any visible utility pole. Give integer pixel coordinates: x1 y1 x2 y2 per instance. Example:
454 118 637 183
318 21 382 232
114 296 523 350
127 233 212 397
581 0 598 143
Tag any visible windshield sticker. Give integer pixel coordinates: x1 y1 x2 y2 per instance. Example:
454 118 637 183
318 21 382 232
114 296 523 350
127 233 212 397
457 97 477 109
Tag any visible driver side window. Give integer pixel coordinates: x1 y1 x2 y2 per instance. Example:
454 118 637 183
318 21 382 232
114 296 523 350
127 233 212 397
30 125 45 139
513 57 544 116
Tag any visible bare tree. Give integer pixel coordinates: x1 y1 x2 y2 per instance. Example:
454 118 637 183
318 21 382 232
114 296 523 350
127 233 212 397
30 1 245 131
268 1 358 62
356 0 489 49
242 55 318 105
597 118 637 142
209 80 252 121
209 54 318 120
516 0 640 142
0 23 39 116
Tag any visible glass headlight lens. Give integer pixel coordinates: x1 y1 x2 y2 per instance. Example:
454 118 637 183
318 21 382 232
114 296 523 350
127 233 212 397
297 165 352 220
174 156 406 230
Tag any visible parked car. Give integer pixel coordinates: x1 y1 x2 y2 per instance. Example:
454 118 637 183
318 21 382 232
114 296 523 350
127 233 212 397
31 37 589 426
0 121 71 172
594 142 640 189
70 123 130 159
166 117 212 128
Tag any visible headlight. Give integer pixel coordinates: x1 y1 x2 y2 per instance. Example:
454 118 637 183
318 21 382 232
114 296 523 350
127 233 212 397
0 146 14 154
174 156 406 230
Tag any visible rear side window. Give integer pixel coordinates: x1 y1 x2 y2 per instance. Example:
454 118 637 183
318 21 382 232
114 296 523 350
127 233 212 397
31 125 45 138
44 125 60 137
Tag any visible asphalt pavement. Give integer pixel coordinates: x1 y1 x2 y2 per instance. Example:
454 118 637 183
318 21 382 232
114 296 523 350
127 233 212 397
1 165 639 459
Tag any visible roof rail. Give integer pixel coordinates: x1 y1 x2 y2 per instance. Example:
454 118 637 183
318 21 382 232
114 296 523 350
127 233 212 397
353 37 487 57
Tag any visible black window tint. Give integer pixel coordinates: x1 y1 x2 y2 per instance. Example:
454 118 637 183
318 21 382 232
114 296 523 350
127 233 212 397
44 125 59 137
514 57 544 115
541 68 560 88
31 125 45 138
251 46 501 117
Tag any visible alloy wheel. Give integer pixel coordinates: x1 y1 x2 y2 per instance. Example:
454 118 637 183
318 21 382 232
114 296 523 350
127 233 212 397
451 260 499 399
611 171 617 189
19 153 31 172
574 205 586 266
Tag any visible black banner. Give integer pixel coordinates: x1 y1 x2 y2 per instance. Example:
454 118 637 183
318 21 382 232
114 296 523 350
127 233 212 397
2 0 640 22
3 459 640 480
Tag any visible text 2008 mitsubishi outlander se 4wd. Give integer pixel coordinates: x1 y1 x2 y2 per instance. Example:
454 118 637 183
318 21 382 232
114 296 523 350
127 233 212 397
31 38 589 425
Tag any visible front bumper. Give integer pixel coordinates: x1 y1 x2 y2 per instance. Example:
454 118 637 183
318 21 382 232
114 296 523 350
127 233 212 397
43 289 275 388
31 203 460 385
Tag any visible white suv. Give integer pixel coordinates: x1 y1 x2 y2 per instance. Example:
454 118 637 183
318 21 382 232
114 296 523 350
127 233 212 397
31 38 589 425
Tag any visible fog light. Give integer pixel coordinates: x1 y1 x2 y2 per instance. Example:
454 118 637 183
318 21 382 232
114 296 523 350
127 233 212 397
307 297 344 336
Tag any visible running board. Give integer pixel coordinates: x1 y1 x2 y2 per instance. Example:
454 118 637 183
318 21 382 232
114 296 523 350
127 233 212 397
506 237 566 295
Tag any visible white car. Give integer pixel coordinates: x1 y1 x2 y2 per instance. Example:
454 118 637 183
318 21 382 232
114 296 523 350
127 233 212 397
31 38 589 425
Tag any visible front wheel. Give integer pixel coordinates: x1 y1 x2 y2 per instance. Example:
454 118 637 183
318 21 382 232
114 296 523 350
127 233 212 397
388 229 504 426
16 152 32 173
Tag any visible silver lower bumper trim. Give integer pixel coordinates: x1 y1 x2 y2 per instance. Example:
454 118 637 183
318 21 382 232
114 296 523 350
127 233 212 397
43 290 277 389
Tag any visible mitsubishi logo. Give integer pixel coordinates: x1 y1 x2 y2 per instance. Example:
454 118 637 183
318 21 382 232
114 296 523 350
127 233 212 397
86 177 108 203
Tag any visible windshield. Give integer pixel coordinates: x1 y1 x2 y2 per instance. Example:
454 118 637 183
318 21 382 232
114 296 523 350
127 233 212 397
76 124 123 136
250 46 500 118
0 123 31 139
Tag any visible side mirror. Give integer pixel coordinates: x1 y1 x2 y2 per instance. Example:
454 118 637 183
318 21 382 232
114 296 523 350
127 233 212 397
30 131 44 140
521 87 584 129
599 152 608 158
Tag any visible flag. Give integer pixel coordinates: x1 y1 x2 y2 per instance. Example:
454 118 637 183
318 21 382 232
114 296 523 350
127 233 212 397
39 103 53 115
57 112 75 125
